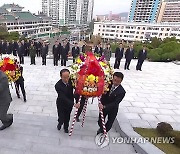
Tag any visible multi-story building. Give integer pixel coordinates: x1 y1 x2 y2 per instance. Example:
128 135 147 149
93 21 180 41
129 0 161 23
42 0 94 26
0 4 52 38
157 0 180 23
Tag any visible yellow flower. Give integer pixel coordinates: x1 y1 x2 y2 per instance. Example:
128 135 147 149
0 61 3 67
76 58 82 64
87 74 96 82
9 59 14 64
99 61 106 67
95 76 99 82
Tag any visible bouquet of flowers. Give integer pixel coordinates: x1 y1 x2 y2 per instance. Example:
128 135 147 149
0 55 21 82
70 52 113 97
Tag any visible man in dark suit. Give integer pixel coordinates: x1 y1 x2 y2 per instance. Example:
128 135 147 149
2 40 7 54
41 42 48 65
17 42 24 64
72 42 80 63
124 44 134 70
6 42 12 54
97 72 126 134
114 43 124 69
60 42 68 66
14 66 26 102
0 70 13 130
11 40 18 56
55 69 74 133
26 40 31 56
94 43 103 56
65 39 70 61
136 46 147 71
53 41 60 66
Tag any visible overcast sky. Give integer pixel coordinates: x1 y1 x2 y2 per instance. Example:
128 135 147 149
0 0 132 15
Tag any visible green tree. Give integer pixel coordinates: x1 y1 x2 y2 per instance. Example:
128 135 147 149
151 37 162 48
162 37 177 44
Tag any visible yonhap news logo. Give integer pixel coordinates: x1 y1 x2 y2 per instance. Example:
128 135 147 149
95 135 175 148
95 133 110 148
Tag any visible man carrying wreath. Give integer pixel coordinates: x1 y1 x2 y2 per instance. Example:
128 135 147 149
97 72 126 135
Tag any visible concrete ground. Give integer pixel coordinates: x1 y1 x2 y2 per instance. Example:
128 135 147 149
0 56 179 153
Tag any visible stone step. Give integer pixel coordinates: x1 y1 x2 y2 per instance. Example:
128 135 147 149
0 113 137 154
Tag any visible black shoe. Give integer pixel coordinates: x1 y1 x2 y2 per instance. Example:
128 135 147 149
64 129 69 133
0 116 13 131
24 98 27 102
97 129 103 135
76 117 80 122
127 68 130 70
17 95 20 98
140 69 142 71
57 123 62 130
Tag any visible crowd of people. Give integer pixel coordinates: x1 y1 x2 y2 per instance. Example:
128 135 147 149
0 38 147 71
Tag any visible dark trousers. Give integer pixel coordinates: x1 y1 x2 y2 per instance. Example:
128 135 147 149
53 56 59 66
136 60 144 70
0 102 13 126
98 107 118 132
61 57 67 66
56 103 72 130
30 56 36 65
19 56 24 64
26 49 30 56
114 58 121 69
42 56 46 65
124 59 131 70
77 97 86 118
15 81 26 100
36 49 41 57
13 50 17 56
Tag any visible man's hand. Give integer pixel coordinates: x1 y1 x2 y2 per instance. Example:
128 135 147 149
74 103 80 109
98 103 104 110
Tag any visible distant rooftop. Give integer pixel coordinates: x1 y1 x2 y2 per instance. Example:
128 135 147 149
0 3 24 9
0 8 8 14
13 12 39 21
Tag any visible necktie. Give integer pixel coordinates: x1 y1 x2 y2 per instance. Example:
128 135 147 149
109 85 115 95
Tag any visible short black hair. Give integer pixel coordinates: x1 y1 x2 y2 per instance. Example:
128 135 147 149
60 69 70 77
113 72 124 80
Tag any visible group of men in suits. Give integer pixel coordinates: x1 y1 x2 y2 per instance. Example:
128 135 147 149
52 39 81 66
52 39 70 66
55 69 126 134
114 44 147 71
0 39 49 65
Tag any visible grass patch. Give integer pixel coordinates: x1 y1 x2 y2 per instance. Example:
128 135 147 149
134 127 180 154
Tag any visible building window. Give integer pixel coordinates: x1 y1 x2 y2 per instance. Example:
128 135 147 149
110 34 114 36
116 34 118 37
99 25 101 27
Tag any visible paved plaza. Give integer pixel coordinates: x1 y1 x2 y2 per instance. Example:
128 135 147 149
0 56 180 153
